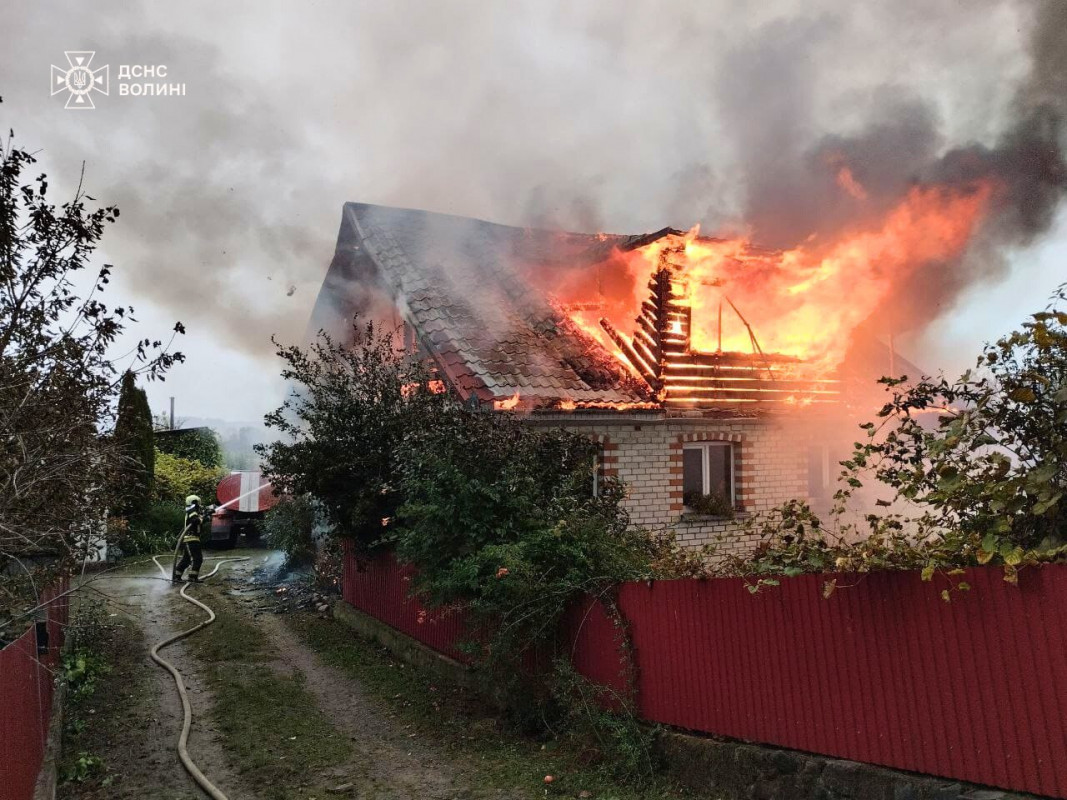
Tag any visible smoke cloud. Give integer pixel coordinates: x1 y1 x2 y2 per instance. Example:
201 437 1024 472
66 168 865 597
716 0 1067 338
2 0 1064 366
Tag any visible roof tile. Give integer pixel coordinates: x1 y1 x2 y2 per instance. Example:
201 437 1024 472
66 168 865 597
328 203 661 405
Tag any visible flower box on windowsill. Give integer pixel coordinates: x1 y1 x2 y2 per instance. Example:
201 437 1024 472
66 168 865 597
679 510 746 524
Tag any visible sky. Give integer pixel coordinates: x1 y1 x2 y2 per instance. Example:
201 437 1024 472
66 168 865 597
2 0 1064 424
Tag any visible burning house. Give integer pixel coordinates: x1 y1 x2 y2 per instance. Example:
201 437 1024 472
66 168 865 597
307 202 950 552
302 22 1067 553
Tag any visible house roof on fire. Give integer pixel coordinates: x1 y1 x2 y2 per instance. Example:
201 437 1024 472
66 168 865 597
309 203 916 412
309 202 670 407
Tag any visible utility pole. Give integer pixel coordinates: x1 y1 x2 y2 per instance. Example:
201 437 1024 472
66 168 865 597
169 397 175 430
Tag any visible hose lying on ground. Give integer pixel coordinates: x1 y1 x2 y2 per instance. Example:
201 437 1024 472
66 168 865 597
150 554 249 800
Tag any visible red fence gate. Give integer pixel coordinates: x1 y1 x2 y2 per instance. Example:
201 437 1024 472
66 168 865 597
0 579 70 800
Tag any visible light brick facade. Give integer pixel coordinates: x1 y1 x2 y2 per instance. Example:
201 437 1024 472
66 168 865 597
529 411 818 555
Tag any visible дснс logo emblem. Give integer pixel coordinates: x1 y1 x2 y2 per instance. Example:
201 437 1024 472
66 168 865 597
51 51 109 109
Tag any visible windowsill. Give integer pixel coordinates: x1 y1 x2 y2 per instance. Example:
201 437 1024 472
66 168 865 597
679 510 747 524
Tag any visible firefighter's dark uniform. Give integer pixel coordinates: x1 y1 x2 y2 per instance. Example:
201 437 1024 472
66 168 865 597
173 496 205 583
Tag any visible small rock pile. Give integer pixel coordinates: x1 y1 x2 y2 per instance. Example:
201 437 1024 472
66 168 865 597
265 582 335 616
311 590 332 616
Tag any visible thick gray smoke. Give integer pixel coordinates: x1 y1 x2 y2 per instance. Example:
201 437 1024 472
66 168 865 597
2 0 1063 362
718 0 1067 336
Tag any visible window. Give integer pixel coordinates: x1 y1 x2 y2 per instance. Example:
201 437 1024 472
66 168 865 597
682 442 735 513
807 444 832 498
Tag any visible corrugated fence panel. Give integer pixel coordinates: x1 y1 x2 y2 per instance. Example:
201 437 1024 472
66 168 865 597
593 566 1067 799
0 577 69 800
0 628 48 800
340 543 1067 798
342 541 470 662
561 596 630 700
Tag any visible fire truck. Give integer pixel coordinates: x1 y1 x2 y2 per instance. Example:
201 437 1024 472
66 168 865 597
207 471 277 548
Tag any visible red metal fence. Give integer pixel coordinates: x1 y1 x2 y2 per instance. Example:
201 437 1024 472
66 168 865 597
342 543 471 662
0 579 70 800
568 567 1067 799
342 549 1067 798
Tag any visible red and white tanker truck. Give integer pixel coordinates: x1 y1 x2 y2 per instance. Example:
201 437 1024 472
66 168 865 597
207 471 278 548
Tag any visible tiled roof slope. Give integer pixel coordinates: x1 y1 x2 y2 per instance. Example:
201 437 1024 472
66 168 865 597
331 203 661 404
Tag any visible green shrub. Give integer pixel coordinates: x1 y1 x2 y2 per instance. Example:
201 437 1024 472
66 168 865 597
155 427 223 467
682 490 735 519
552 660 660 782
262 495 318 566
63 599 112 702
154 450 227 505
115 501 185 555
61 752 104 784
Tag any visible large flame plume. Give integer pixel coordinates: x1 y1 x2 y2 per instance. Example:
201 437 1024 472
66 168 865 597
560 177 994 376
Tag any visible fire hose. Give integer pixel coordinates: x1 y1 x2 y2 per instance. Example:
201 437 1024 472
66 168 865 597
149 549 249 800
146 485 273 797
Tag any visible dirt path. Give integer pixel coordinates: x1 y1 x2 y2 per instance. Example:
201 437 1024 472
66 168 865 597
255 611 482 799
64 550 516 799
61 550 684 800
60 558 252 800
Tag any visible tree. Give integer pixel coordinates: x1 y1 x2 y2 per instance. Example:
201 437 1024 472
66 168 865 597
113 370 155 520
153 450 227 505
258 318 678 661
155 427 223 468
852 284 1067 563
722 286 1067 591
0 105 183 619
256 321 445 547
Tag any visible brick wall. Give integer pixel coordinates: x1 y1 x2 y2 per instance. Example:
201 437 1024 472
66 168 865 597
532 413 813 553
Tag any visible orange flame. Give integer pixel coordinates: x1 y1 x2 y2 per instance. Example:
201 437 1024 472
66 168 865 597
836 166 868 200
560 180 994 376
401 379 448 397
493 392 521 410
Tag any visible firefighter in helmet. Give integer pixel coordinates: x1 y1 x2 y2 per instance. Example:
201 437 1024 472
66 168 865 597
173 494 206 583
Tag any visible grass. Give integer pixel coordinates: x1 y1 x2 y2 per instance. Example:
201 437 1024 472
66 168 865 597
57 597 151 797
209 666 351 792
184 588 353 800
288 611 696 800
184 595 272 664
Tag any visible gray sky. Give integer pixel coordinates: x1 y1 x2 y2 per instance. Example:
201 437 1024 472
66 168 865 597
2 0 1064 423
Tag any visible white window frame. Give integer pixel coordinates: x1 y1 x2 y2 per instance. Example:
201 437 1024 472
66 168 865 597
807 443 833 496
682 442 736 506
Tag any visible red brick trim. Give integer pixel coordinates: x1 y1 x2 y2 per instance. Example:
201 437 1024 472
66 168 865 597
678 431 744 443
590 434 618 484
670 432 747 514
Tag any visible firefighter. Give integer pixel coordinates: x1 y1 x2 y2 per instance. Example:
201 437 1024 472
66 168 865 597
173 494 206 583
